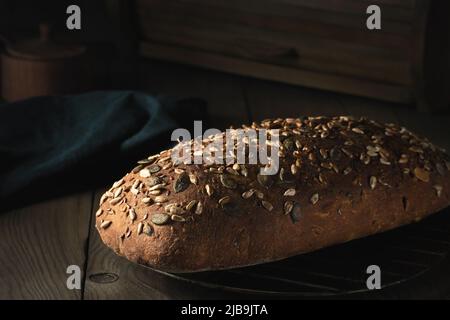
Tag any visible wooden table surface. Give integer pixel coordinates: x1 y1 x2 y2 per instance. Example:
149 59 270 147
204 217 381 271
1 60 450 299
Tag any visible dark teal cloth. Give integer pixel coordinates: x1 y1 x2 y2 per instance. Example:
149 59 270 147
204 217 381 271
0 91 206 212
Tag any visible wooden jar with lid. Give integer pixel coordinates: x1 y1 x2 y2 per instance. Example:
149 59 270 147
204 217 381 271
1 24 91 102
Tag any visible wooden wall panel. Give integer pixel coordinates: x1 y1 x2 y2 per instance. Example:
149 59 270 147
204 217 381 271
136 0 444 109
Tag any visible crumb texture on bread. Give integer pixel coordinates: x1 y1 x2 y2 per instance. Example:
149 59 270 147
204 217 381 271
96 116 450 272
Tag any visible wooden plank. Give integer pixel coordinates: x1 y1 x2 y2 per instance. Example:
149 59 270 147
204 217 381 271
176 0 417 23
140 42 413 104
173 0 414 33
138 1 412 50
137 26 411 86
83 60 250 299
138 10 412 85
269 0 417 17
137 6 411 62
360 0 417 8
0 193 92 299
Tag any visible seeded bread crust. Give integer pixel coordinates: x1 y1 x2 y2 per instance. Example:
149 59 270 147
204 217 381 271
96 116 450 273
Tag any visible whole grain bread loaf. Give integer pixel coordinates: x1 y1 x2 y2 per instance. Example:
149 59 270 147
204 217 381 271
96 116 450 272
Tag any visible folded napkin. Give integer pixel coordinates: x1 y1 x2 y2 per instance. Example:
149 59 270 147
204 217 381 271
0 91 207 212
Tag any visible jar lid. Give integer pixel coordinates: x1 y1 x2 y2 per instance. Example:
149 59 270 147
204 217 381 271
6 24 86 60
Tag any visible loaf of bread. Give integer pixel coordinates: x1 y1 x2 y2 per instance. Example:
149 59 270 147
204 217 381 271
96 116 450 272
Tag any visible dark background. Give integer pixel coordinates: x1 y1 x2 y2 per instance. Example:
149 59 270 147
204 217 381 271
1 0 450 110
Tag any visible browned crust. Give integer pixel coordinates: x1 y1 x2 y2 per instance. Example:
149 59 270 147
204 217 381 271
96 116 450 272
